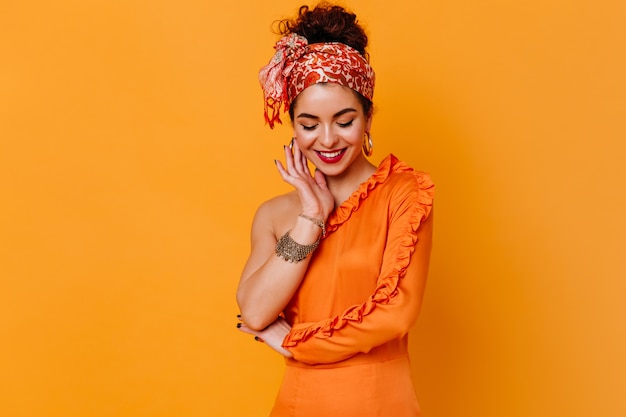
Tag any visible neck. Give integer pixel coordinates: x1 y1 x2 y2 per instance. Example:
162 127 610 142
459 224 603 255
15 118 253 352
326 156 377 208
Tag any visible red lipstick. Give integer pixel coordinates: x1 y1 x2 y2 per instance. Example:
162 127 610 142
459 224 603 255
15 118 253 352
315 149 346 164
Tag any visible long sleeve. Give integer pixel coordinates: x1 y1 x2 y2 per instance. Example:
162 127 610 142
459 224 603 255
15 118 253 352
282 168 434 365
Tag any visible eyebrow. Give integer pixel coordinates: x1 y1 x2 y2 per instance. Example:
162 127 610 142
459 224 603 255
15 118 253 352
296 108 358 120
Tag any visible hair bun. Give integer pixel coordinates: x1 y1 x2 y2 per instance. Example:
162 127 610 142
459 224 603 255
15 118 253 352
276 3 369 59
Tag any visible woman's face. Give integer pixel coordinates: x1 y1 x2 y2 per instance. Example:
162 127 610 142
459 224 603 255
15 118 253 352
292 83 372 177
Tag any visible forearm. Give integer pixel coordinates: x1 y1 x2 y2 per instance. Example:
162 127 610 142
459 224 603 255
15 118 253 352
237 257 310 330
237 216 321 330
285 278 424 364
284 210 433 364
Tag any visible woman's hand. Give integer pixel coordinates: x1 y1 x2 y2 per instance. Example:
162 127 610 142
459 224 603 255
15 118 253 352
238 316 294 358
275 140 334 221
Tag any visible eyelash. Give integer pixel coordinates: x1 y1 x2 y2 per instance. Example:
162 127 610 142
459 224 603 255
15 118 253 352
301 120 354 131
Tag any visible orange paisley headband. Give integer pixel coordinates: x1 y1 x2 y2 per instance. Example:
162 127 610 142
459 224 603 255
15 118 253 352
258 34 375 129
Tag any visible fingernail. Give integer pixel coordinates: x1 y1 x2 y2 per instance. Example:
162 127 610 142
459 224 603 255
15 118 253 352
237 314 241 319
236 323 242 328
254 336 260 341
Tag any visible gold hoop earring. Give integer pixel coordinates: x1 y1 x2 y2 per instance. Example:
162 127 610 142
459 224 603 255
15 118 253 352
363 132 374 157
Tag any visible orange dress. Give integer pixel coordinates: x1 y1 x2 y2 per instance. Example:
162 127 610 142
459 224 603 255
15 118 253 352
271 154 435 417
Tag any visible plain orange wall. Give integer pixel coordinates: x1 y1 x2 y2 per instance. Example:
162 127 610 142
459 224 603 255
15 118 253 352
1 1 624 416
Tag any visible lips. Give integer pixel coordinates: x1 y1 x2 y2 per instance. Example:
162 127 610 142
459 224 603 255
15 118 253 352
315 149 346 164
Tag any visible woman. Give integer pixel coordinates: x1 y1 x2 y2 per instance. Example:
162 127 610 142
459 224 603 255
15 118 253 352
236 3 434 416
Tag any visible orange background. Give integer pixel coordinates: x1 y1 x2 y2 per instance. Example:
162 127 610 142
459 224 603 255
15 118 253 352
1 1 624 416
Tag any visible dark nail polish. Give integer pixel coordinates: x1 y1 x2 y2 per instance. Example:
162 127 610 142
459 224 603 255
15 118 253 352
236 323 242 328
237 314 241 319
254 336 260 341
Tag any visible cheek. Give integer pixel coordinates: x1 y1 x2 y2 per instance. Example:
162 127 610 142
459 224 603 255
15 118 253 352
344 127 365 145
294 130 316 146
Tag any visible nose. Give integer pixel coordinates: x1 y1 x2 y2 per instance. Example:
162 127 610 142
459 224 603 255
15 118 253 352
318 124 338 148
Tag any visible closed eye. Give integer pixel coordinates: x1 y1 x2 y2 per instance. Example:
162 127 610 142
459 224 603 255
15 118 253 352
337 120 354 128
301 124 318 131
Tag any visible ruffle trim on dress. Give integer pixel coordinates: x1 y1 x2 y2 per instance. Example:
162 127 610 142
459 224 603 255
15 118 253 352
325 154 395 234
283 156 434 348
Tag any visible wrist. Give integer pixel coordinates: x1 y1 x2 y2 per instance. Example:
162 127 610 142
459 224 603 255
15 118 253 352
287 217 322 246
275 230 319 263
298 213 326 237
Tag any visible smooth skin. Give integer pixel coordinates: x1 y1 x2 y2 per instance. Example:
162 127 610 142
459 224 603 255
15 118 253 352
236 83 375 357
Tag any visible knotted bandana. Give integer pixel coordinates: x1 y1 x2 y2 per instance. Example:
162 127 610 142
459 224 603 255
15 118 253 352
259 33 375 128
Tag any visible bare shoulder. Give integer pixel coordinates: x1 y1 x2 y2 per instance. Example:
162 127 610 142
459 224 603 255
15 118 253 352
253 191 301 239
240 191 300 283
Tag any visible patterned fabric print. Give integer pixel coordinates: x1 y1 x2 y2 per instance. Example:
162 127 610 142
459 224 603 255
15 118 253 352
259 34 375 129
258 34 309 128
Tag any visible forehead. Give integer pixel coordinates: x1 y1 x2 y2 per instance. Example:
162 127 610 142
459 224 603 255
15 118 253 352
293 83 361 115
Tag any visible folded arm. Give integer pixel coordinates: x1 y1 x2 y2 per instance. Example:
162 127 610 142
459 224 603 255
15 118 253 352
283 191 434 364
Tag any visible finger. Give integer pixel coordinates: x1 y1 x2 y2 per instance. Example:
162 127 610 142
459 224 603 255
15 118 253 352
292 141 305 174
314 168 329 190
275 159 288 178
301 151 313 178
283 145 297 174
275 159 304 188
291 141 316 183
237 323 258 337
239 325 264 344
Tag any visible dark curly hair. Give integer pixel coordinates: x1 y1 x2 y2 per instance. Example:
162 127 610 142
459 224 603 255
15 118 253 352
275 3 373 119
276 3 369 60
